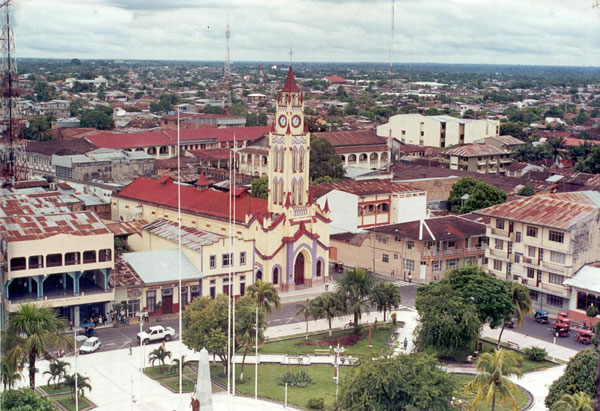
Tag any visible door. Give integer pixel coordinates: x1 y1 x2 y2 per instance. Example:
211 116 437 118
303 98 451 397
419 261 427 280
162 295 173 314
294 253 305 286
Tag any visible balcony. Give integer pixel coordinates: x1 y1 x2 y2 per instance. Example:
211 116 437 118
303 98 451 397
293 207 309 218
6 287 114 312
486 248 509 261
542 260 571 276
488 227 509 239
500 158 512 164
422 246 485 259
541 282 569 297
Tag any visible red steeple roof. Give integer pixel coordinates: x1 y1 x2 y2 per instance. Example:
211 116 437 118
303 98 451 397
282 66 299 93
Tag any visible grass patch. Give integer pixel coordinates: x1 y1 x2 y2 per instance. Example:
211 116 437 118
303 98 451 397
39 384 71 395
210 363 338 409
52 393 92 411
452 374 529 411
259 325 396 357
161 375 196 392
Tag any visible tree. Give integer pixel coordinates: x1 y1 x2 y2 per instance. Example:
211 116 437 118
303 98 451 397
425 107 441 115
97 84 106 100
415 283 482 354
69 99 85 117
337 353 456 411
309 292 343 337
369 282 401 323
80 107 114 130
448 177 507 214
335 268 375 333
511 143 550 162
249 175 268 199
466 349 523 411
235 299 266 382
551 392 594 411
33 81 53 102
63 373 92 401
309 135 344 182
24 116 55 141
500 122 527 139
44 359 70 389
497 282 532 348
569 141 594 163
246 280 281 315
1 388 57 410
575 146 600 174
546 349 597 409
545 136 567 163
5 303 71 388
169 355 193 375
576 110 591 125
150 93 179 113
1 356 22 391
296 299 313 340
203 105 224 114
518 184 535 196
148 346 172 373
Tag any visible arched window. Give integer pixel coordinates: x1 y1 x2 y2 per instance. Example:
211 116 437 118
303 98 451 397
298 177 304 205
292 147 297 172
348 154 357 163
262 156 268 166
273 267 279 285
279 178 284 205
316 260 322 277
291 179 297 206
577 291 587 310
588 294 596 308
273 178 278 204
359 153 368 163
381 152 389 162
280 148 284 171
299 147 305 171
341 155 346 162
381 203 389 212
273 148 278 171
370 153 378 163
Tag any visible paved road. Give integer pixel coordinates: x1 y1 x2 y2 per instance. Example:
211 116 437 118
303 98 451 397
89 276 586 354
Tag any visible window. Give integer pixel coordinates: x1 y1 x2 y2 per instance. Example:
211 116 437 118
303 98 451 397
528 246 536 258
10 257 26 271
515 232 521 243
28 255 43 269
406 241 414 250
403 259 415 271
447 241 456 248
394 254 399 260
526 226 538 238
549 230 564 243
376 235 388 244
529 290 538 301
209 285 216 299
550 251 566 264
222 253 234 267
494 239 504 250
146 290 157 313
394 235 401 242
507 262 512 276
546 294 564 308
65 252 80 266
99 249 112 262
316 261 322 277
240 252 246 266
180 287 188 308
527 267 535 279
83 250 96 264
190 285 200 301
493 260 503 271
432 260 441 272
46 253 62 267
446 258 459 270
382 254 389 263
514 253 522 263
496 219 505 229
539 249 544 261
549 273 565 285
209 255 216 269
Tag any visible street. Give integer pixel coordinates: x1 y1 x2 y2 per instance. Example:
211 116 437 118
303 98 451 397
88 277 586 354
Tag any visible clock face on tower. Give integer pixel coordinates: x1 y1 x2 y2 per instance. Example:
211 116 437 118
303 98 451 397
278 115 287 128
291 115 300 128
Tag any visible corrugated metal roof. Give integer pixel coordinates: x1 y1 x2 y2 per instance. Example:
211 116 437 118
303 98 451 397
365 215 486 241
122 249 203 284
143 219 223 252
443 144 508 158
313 130 386 147
310 178 423 199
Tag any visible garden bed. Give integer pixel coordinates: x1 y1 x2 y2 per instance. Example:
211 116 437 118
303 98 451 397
52 393 94 411
451 373 531 411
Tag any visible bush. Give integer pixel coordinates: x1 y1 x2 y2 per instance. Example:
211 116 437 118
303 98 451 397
391 312 397 326
307 396 325 409
523 346 548 362
278 369 313 387
545 348 597 409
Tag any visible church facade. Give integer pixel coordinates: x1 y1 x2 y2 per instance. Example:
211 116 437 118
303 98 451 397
111 68 330 294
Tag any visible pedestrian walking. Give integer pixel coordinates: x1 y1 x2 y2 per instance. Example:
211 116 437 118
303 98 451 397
325 281 329 292
403 337 408 350
129 343 132 356
407 272 412 283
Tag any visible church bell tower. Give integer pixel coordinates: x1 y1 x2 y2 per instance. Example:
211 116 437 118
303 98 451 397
268 67 310 214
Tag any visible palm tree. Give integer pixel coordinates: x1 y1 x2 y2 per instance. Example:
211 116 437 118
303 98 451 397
545 136 567 163
5 303 71 388
149 346 172 373
1 357 22 391
465 349 523 411
309 293 343 337
370 282 401 323
246 280 281 315
551 392 594 411
235 304 266 382
296 299 313 340
44 359 70 389
497 283 533 348
336 268 375 333
64 373 92 401
169 355 194 375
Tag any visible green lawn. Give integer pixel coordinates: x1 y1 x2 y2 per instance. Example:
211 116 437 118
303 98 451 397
211 364 339 409
39 383 71 395
259 324 396 357
144 364 225 394
452 374 529 411
52 393 92 411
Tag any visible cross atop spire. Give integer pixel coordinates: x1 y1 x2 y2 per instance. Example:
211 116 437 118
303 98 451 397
281 66 299 93
288 48 294 65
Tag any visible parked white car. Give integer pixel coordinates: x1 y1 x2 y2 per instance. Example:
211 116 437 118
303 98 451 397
136 325 175 345
79 337 101 354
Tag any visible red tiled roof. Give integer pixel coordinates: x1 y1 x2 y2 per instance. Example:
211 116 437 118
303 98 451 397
113 254 144 287
310 178 423 199
115 177 268 223
335 144 389 154
239 146 269 155
563 138 600 147
26 139 98 156
324 76 346 84
103 220 147 236
161 113 245 121
85 130 174 149
313 130 385 147
163 126 269 143
282 67 299 92
188 148 237 161
142 219 223 252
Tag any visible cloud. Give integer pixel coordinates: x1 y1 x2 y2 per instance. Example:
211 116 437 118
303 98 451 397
11 0 600 66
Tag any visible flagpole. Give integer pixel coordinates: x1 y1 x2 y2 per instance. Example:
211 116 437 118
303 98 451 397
177 107 183 403
232 132 237 398
227 147 232 396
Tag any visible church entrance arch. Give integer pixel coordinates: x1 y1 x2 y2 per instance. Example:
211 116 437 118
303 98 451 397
256 270 262 281
294 251 310 286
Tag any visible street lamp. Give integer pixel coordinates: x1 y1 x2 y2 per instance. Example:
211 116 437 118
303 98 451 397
333 343 345 401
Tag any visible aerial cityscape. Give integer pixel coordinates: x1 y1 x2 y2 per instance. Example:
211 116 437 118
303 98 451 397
1 0 600 410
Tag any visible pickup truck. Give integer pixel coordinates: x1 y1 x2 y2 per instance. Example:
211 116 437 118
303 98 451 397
137 325 175 345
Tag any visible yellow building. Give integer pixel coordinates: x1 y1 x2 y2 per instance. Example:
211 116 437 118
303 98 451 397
112 68 331 293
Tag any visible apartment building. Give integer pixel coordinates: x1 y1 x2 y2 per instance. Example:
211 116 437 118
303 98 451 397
330 215 488 283
39 99 70 118
440 143 512 174
377 113 499 148
477 192 600 313
475 135 525 152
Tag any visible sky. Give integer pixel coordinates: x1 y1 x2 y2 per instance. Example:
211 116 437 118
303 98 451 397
11 0 600 66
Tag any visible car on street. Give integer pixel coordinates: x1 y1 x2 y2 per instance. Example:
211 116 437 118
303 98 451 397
79 336 101 354
137 325 175 345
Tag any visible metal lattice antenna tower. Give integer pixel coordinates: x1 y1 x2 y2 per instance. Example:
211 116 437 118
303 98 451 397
0 0 27 185
224 15 231 80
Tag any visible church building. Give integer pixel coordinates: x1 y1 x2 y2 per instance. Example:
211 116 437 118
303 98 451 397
111 68 331 294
